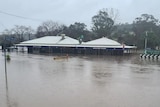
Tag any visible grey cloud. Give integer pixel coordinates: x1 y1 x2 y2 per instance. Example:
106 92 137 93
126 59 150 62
0 0 160 32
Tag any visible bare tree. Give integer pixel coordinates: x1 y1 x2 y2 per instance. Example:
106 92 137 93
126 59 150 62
12 25 27 42
25 26 35 40
2 29 13 35
36 20 65 37
12 25 35 42
107 8 119 23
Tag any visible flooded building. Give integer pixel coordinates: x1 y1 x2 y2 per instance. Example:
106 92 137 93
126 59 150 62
16 34 136 55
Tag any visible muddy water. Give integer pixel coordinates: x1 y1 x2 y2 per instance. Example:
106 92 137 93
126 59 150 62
0 52 160 107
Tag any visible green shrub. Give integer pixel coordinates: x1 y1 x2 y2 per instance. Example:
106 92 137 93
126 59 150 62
6 54 11 60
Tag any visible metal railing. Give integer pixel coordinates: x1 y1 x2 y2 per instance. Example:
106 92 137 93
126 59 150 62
145 49 160 55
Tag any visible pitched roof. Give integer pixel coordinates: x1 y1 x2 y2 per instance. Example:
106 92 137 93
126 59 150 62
84 37 121 46
16 36 136 49
56 36 80 44
20 36 80 46
21 36 60 44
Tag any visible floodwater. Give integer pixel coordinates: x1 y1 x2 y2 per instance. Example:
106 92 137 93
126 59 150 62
0 51 160 107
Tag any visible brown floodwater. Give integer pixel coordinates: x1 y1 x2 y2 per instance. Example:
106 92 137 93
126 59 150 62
0 51 160 107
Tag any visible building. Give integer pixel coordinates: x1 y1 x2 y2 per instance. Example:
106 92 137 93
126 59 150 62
16 34 136 55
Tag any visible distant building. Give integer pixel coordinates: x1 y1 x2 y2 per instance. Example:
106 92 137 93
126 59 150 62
16 34 136 55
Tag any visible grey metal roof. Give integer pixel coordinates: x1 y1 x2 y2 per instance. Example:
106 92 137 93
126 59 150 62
84 37 121 46
16 36 136 49
20 36 80 45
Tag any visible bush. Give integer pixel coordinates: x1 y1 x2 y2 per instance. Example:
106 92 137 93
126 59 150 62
6 54 11 60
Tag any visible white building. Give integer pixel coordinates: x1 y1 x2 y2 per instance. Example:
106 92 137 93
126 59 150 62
16 35 136 55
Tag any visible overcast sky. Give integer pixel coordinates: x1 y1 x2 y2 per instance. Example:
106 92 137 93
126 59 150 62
0 0 160 33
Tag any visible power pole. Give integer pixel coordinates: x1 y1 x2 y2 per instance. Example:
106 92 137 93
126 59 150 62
144 31 148 54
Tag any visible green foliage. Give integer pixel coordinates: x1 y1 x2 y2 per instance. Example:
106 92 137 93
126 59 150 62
146 32 160 49
63 22 95 42
67 22 87 39
113 23 133 43
91 8 117 38
6 54 11 61
132 14 160 49
1 10 160 50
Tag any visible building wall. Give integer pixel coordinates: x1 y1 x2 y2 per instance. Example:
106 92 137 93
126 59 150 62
27 46 124 55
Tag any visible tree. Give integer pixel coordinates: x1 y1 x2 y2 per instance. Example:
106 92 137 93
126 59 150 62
10 25 34 42
25 26 35 40
91 8 118 38
113 23 134 45
65 22 87 38
12 25 27 42
36 20 65 38
0 30 15 48
132 14 160 49
0 25 35 46
64 22 94 42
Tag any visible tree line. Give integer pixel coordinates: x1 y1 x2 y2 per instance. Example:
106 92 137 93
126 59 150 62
0 8 160 49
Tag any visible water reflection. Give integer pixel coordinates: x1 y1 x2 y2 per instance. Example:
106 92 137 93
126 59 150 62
1 52 160 107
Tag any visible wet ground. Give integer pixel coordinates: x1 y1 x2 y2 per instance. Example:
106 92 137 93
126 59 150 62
0 51 160 107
